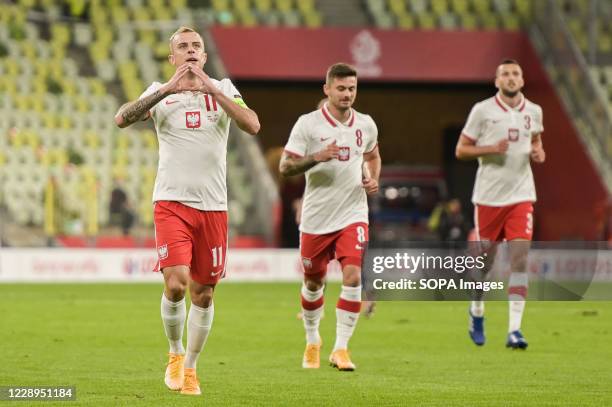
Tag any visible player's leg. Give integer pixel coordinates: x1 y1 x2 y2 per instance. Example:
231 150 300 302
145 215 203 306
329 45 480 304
181 280 215 395
181 210 227 395
330 223 367 371
299 232 333 368
504 202 534 349
468 205 504 345
154 201 194 390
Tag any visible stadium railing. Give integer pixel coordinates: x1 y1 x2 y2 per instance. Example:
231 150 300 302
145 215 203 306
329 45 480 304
530 0 612 194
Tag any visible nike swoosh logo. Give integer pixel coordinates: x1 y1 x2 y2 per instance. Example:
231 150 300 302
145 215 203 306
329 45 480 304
211 270 222 276
492 120 501 123
355 245 363 250
320 137 331 142
165 100 179 105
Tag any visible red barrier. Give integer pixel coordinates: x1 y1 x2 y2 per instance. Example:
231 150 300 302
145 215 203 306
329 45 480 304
210 27 526 82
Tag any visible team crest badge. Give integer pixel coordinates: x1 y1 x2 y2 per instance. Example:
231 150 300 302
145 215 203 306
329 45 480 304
186 111 201 128
302 257 312 270
508 128 519 142
338 147 350 161
158 244 168 260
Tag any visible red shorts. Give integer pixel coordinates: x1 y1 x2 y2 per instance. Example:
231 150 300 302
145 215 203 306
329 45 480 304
300 222 368 279
475 202 534 242
154 201 228 285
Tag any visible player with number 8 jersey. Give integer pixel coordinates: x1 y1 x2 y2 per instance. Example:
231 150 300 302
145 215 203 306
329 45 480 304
114 27 260 396
280 63 381 371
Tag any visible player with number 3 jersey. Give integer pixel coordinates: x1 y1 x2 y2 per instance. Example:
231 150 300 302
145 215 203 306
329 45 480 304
456 59 546 351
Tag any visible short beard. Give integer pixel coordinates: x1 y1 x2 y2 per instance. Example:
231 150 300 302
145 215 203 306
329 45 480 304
331 101 351 112
501 89 519 98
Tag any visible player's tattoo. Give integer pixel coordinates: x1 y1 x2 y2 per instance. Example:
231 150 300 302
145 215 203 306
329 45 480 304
279 154 319 177
118 90 166 125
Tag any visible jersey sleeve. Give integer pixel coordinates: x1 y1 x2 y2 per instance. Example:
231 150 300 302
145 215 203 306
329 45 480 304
220 78 248 109
461 103 484 141
138 82 162 119
532 105 544 135
364 116 378 153
284 116 309 157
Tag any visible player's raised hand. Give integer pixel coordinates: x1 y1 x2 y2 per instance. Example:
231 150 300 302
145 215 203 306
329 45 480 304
530 145 546 163
495 139 509 154
160 64 191 94
188 65 219 95
313 140 340 162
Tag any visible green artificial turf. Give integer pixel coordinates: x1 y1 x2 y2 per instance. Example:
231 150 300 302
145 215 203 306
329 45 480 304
0 283 610 406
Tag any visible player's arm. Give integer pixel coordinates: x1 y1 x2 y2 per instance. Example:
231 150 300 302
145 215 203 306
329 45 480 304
362 145 381 195
114 90 166 128
211 92 260 135
530 133 545 163
279 141 339 177
114 64 191 128
190 69 260 135
455 134 508 160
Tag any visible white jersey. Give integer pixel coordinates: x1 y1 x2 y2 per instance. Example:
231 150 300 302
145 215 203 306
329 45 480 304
140 78 243 211
284 103 378 234
462 93 544 206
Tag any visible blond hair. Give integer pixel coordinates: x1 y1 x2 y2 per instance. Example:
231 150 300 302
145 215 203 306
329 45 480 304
168 26 202 51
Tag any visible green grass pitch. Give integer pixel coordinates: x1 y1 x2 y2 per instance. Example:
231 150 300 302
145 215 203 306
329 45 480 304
0 283 611 406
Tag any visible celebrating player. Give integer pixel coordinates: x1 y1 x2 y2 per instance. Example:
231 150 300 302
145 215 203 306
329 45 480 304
456 59 545 349
279 63 381 370
114 26 260 395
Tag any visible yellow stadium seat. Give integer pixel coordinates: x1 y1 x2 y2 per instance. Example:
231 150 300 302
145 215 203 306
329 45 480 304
297 0 316 13
450 0 469 15
254 0 272 12
459 13 479 30
416 13 437 30
431 0 449 16
389 0 407 16
234 0 251 13
500 14 520 30
303 11 322 28
471 0 490 14
480 13 499 30
598 31 611 53
397 13 416 29
513 0 530 19
275 0 292 13
213 0 231 11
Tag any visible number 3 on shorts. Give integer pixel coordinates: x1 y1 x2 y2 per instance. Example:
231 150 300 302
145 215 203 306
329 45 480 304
356 226 366 243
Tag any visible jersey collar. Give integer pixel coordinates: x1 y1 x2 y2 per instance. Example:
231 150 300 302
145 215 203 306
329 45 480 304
495 92 526 113
321 103 354 128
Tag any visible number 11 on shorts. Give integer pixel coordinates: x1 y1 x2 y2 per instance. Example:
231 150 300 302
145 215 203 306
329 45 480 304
211 246 223 267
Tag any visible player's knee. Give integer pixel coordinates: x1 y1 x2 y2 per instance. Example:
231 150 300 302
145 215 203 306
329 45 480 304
191 286 214 308
304 277 324 291
165 279 187 300
164 270 188 300
342 265 361 287
511 255 528 272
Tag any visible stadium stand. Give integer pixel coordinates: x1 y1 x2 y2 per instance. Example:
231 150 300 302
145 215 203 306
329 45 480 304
0 0 283 247
0 0 609 246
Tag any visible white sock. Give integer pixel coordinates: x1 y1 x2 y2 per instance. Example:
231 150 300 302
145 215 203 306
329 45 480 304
301 283 324 345
161 294 186 354
470 301 485 317
508 272 528 332
333 285 361 351
184 302 214 369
